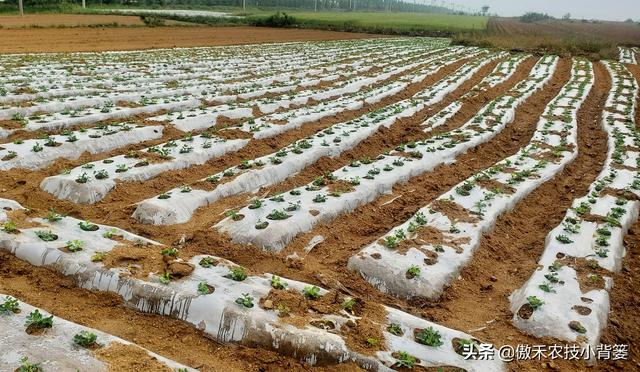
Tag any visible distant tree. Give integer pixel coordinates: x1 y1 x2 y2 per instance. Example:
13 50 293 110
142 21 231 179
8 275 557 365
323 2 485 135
481 5 489 16
520 12 554 23
562 13 571 20
624 18 635 23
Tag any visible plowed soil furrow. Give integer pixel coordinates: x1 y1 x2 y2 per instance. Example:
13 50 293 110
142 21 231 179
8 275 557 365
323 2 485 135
411 61 609 372
126 57 575 323
264 60 565 272
259 56 537 196
0 55 473 233
155 55 503 226
0 27 385 53
600 221 640 371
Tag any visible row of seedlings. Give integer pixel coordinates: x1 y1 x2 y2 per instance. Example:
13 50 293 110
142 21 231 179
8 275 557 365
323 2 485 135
1 39 433 108
510 61 639 351
0 295 195 371
231 47 475 139
421 53 530 131
215 56 559 251
39 49 476 205
0 38 411 104
1 40 436 137
348 58 594 300
0 198 504 371
0 123 163 171
132 51 499 225
40 131 248 204
151 45 457 133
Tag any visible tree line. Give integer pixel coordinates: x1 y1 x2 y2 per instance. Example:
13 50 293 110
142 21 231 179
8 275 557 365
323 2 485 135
2 0 458 13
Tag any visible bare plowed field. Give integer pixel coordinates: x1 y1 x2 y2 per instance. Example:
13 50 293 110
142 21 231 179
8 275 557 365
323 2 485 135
0 26 380 53
0 13 147 27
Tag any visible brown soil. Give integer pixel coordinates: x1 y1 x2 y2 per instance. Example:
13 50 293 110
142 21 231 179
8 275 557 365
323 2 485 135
516 303 534 320
0 54 633 372
475 178 515 194
600 221 640 370
395 225 446 254
260 288 385 355
260 288 343 324
94 342 174 372
0 120 24 130
25 323 50 335
102 243 165 280
326 179 356 194
0 26 383 53
2 209 43 231
341 311 386 356
430 199 479 224
0 251 359 371
0 14 146 28
116 101 145 108
557 256 608 293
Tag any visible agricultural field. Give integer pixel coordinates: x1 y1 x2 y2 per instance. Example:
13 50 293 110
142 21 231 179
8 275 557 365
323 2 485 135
0 13 148 27
619 47 640 65
241 10 488 33
455 17 640 60
0 23 376 53
0 35 639 372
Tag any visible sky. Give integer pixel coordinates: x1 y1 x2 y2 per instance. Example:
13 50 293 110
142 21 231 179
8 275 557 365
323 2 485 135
451 0 639 21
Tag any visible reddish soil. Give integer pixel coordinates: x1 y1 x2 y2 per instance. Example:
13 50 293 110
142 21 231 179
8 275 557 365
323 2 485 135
0 26 383 53
0 251 360 371
0 53 637 372
94 342 174 372
600 221 640 370
0 51 471 237
0 14 146 28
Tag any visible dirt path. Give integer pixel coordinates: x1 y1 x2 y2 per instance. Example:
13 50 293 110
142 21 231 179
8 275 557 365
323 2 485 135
0 26 383 53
